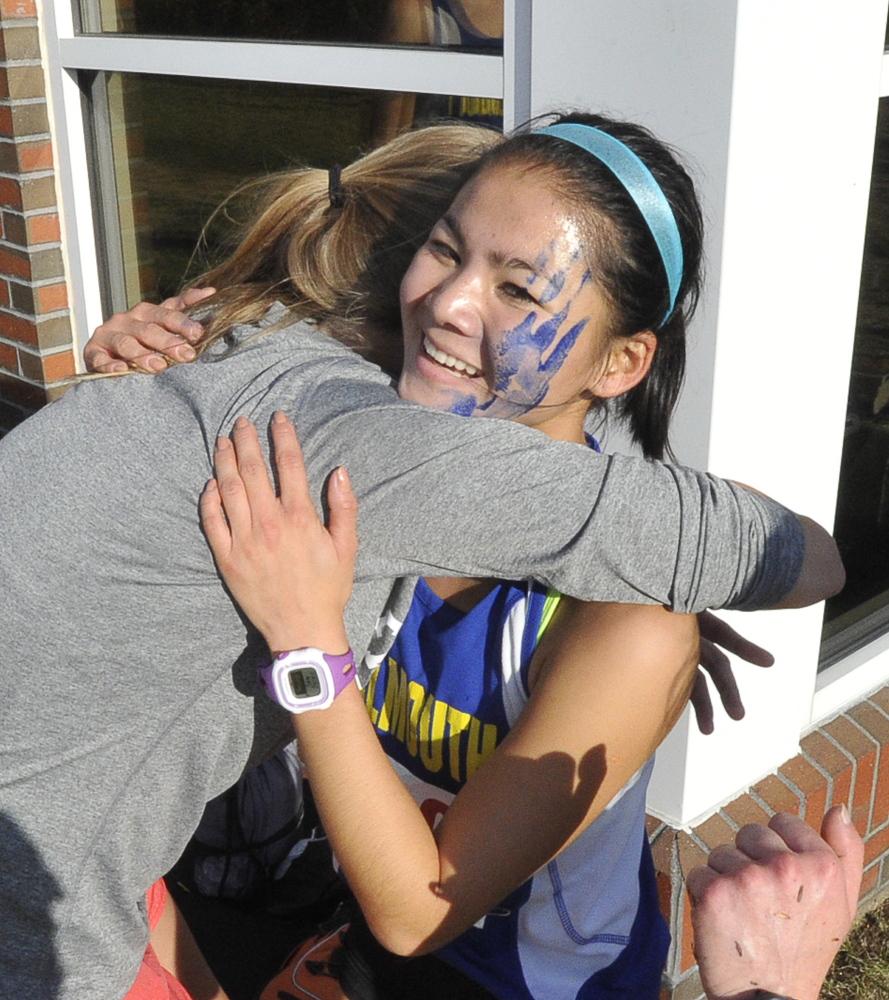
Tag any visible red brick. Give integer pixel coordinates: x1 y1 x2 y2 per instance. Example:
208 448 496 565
680 892 696 971
802 731 852 779
646 813 664 839
26 212 60 244
779 755 826 794
656 870 671 924
850 701 889 745
873 744 889 830
0 245 30 279
18 174 55 212
0 65 45 101
40 349 74 382
16 138 53 172
0 310 36 345
35 282 67 313
865 821 889 866
860 861 880 900
826 715 879 761
694 812 736 851
676 831 708 878
852 749 878 836
0 279 8 308
801 782 829 830
0 105 13 138
650 825 677 876
830 768 854 815
0 0 37 17
0 176 22 209
0 340 17 371
723 794 770 829
869 687 889 716
0 25 41 61
753 773 801 816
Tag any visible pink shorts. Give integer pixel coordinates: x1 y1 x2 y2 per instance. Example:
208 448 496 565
123 880 193 1000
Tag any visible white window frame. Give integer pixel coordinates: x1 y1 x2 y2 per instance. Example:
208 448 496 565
40 0 532 355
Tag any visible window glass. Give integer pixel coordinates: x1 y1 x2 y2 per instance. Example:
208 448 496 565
87 73 502 307
821 97 889 665
85 0 503 50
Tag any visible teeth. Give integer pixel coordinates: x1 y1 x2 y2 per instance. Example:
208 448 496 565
423 337 480 377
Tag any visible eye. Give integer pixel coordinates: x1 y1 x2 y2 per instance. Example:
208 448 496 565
425 238 460 264
502 282 538 305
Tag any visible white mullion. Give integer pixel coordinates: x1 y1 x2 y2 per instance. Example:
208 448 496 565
502 0 531 130
58 36 503 98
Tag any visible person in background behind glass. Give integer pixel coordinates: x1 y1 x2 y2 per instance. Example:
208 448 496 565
372 0 504 143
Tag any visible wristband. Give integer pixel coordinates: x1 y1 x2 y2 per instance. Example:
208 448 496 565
258 647 355 713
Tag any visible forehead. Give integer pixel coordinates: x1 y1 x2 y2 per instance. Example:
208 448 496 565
446 164 586 260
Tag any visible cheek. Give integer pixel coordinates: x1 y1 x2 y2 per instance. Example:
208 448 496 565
400 253 439 315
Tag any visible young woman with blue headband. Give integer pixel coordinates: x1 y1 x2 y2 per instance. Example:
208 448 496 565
180 113 835 1000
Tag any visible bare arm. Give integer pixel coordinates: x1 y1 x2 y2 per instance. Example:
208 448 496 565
201 413 700 956
91 300 842 614
768 515 845 609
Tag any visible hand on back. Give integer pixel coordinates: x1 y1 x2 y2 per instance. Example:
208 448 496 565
84 288 215 373
200 412 357 656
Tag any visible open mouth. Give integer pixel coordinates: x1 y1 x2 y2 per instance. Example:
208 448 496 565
423 336 482 378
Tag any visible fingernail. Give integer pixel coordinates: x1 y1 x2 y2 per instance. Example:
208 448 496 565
179 346 196 361
216 436 231 451
205 478 217 491
234 416 250 430
273 410 288 424
840 803 852 825
335 466 351 488
185 322 203 339
146 356 166 372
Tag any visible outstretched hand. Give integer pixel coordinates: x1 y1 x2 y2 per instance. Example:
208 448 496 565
690 612 775 735
84 287 216 373
201 411 358 655
687 806 863 1000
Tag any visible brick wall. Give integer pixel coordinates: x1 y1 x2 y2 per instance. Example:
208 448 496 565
0 0 73 435
654 682 889 1000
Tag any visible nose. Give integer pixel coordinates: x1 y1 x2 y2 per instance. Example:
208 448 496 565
425 267 484 339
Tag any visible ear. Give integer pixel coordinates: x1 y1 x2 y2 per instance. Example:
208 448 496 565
589 331 656 399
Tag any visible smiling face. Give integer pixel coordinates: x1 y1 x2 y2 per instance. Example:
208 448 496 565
397 163 655 443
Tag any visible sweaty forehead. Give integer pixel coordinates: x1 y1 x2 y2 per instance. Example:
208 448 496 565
448 164 588 270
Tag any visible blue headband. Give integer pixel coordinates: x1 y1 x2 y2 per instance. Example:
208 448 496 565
536 123 683 327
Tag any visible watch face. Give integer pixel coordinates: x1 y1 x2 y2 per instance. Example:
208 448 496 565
288 665 322 700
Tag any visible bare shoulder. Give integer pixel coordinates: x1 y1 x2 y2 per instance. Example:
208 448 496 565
529 598 700 691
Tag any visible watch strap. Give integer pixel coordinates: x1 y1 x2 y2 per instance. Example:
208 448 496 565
321 648 356 697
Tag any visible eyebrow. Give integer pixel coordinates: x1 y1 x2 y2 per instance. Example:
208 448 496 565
439 212 557 286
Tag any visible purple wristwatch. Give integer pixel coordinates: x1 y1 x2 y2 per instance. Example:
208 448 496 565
258 647 356 713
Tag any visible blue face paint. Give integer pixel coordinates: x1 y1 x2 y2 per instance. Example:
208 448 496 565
539 269 566 305
448 394 480 417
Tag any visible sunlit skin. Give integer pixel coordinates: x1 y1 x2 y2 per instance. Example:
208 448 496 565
398 163 655 444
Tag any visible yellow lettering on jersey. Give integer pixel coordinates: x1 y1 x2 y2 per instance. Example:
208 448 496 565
405 681 425 757
369 657 499 784
466 714 498 778
363 668 380 726
419 696 448 773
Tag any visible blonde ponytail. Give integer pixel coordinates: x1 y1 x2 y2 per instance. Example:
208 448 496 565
186 124 502 374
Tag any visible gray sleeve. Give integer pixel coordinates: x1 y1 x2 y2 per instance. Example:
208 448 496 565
269 363 804 614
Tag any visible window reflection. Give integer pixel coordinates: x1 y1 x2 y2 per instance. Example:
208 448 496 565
89 73 500 307
86 0 504 50
822 98 889 663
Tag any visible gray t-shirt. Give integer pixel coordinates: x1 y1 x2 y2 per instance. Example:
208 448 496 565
0 309 802 999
